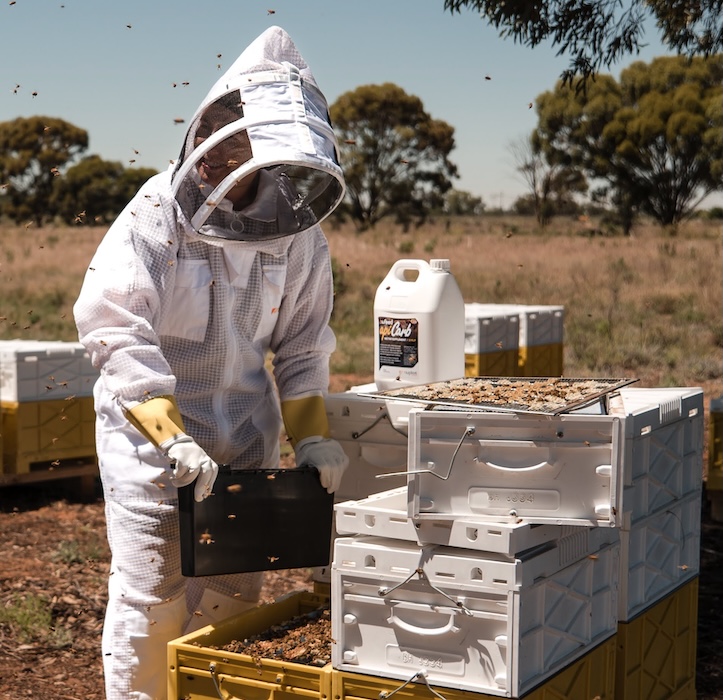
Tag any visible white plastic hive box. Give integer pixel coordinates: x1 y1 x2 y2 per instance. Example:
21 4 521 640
463 305 520 355
464 304 564 349
331 534 619 698
613 388 703 527
335 486 585 556
325 385 422 502
406 387 702 528
0 340 98 403
618 488 701 622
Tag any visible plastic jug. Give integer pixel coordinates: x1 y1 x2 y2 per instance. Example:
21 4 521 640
374 259 465 391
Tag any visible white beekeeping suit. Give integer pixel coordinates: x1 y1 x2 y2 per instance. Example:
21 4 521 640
74 26 348 700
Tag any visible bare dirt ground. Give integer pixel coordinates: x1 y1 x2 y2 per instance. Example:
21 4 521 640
1 479 722 700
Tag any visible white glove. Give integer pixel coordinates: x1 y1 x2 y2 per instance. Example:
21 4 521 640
160 434 219 502
295 438 349 494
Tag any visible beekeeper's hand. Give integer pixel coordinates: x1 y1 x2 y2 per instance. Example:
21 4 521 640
295 437 349 494
160 434 219 502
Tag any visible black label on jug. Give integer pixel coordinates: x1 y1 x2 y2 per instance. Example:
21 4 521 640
378 317 418 368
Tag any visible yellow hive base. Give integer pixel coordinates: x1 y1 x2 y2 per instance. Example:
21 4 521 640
518 343 564 377
707 405 723 489
464 348 519 377
615 578 698 700
168 590 332 700
1 397 96 474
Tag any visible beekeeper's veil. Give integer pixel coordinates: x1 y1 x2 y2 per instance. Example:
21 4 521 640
172 26 345 241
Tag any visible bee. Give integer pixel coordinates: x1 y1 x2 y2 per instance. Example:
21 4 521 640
126 24 132 29
199 530 215 545
51 460 60 467
227 514 237 519
173 118 185 124
344 139 356 145
495 342 504 348
267 9 275 14
266 473 276 480
268 555 279 562
31 91 38 97
182 81 190 86
227 483 242 493
484 75 491 81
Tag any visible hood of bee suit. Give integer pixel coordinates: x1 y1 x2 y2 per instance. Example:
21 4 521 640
171 26 345 242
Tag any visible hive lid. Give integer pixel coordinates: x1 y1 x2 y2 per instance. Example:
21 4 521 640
360 376 638 415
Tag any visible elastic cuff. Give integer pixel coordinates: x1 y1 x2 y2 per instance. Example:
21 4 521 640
159 433 192 454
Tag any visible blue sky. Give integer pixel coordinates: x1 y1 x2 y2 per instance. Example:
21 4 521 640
0 0 689 209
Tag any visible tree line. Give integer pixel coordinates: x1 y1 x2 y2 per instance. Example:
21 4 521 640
0 54 720 233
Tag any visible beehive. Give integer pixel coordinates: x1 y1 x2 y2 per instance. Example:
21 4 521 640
168 590 332 700
0 340 97 403
331 535 619 698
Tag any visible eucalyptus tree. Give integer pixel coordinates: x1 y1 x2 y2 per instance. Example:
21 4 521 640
330 83 458 231
533 55 723 231
0 116 88 225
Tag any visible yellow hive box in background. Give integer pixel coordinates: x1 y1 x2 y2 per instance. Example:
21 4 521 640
707 396 723 520
615 577 698 700
1 397 96 474
168 590 332 700
332 635 617 700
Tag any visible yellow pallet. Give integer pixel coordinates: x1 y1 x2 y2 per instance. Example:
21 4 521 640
168 590 332 700
332 635 617 700
464 348 519 377
1 397 96 474
518 342 564 378
707 397 723 492
615 577 698 700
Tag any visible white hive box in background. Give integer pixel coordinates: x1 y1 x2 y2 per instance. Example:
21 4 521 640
325 384 420 502
463 304 520 377
0 340 98 403
463 304 565 377
335 486 584 556
618 489 701 622
331 535 619 698
405 387 703 528
518 304 565 377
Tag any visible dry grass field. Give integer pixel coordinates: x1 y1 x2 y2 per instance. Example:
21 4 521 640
2 214 721 389
2 213 722 422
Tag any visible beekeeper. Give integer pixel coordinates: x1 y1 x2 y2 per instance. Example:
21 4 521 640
74 26 348 700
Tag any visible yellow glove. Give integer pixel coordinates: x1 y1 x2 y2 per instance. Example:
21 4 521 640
124 395 186 447
280 394 330 448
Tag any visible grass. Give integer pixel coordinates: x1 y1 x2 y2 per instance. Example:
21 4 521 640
0 592 72 648
1 214 721 394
